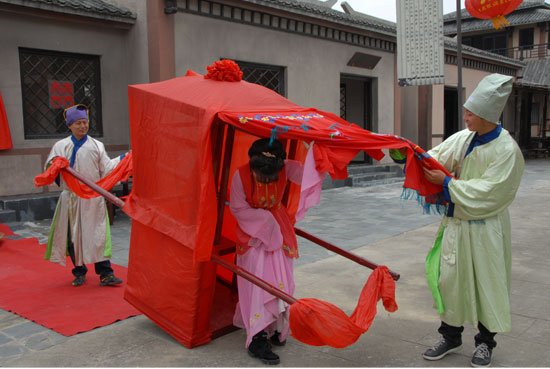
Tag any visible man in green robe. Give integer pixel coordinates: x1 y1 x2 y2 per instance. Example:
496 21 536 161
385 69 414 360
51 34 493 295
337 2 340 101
406 74 524 367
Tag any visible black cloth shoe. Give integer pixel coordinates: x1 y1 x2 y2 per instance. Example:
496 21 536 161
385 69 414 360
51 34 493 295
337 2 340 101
99 275 123 286
471 343 492 367
248 331 280 365
72 275 86 287
270 331 286 346
423 337 462 361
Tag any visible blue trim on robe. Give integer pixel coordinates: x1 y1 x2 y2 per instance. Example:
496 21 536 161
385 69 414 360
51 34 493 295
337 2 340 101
70 134 88 168
443 176 455 216
464 124 502 157
445 125 502 217
443 176 453 202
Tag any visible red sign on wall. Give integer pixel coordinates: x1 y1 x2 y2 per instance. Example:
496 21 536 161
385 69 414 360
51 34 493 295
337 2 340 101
48 81 74 109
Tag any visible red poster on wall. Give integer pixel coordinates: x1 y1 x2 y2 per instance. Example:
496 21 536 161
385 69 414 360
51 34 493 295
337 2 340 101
48 81 74 109
0 90 13 150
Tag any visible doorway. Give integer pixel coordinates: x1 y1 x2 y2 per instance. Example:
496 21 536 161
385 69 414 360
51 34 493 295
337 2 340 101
444 87 460 139
340 74 373 163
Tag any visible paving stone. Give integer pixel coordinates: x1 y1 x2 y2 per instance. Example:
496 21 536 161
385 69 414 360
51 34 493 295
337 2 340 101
0 342 30 361
517 318 550 344
0 332 12 345
20 331 65 351
0 312 27 330
3 322 48 339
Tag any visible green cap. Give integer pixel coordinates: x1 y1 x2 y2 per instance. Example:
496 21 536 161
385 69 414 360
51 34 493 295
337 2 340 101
463 73 513 124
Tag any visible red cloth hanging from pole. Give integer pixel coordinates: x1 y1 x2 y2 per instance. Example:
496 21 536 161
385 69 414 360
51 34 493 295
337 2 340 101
289 266 397 348
0 91 13 150
34 153 133 197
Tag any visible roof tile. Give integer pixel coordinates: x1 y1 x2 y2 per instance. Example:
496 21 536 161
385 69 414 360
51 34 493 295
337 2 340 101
0 0 136 21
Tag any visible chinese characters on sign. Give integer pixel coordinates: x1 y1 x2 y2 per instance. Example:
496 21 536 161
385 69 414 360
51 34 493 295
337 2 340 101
396 0 445 86
49 81 74 109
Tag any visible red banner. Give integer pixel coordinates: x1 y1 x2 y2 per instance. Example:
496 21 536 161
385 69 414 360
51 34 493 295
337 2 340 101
0 90 12 150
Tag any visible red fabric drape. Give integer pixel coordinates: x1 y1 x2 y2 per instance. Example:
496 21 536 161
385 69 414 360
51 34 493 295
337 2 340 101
0 90 13 150
290 266 397 348
218 110 453 198
34 153 133 198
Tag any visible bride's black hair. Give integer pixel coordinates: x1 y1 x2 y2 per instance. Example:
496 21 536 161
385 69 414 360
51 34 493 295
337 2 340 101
248 138 286 176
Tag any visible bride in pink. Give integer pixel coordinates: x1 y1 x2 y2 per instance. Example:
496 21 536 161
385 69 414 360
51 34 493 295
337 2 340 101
229 137 324 365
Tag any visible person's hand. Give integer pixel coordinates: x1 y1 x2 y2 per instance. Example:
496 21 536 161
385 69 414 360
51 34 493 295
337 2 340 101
422 167 446 185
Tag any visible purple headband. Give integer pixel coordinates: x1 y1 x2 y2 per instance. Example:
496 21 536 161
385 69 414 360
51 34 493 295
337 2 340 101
64 105 89 126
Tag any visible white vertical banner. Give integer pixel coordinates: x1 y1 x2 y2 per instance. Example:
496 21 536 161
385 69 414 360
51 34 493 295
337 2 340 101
396 0 445 86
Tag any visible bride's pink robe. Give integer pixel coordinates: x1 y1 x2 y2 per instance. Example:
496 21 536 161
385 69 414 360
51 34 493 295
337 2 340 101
229 147 325 347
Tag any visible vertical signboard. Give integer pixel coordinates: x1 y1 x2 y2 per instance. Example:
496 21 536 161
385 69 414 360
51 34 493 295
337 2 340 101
396 0 445 86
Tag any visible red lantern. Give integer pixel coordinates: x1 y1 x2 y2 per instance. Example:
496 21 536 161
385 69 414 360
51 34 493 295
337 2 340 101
465 0 523 29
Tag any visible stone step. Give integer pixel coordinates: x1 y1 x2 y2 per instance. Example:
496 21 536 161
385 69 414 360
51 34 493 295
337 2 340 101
0 185 129 222
321 164 404 190
352 175 405 188
347 164 400 176
0 194 60 222
0 209 17 223
349 170 398 183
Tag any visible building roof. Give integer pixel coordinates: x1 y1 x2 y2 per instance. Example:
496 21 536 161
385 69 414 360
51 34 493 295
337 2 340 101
443 0 550 34
0 0 136 24
240 0 397 37
516 59 550 89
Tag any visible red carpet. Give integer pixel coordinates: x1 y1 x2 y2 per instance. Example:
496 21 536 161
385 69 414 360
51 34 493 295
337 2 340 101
0 231 141 336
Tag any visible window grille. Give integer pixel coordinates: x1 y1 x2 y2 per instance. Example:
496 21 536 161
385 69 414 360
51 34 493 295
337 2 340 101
232 60 285 96
19 48 102 139
340 84 346 120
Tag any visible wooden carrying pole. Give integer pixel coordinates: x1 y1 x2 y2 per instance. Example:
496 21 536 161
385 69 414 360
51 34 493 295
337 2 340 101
294 227 400 281
60 165 298 305
62 166 125 208
210 254 297 305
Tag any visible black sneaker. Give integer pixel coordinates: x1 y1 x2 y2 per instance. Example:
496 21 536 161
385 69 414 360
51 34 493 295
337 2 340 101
248 331 280 365
270 331 286 347
423 337 462 361
471 343 492 367
99 275 123 286
72 275 86 287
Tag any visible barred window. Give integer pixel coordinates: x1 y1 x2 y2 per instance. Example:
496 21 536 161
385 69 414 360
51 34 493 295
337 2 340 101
232 60 285 96
19 48 102 139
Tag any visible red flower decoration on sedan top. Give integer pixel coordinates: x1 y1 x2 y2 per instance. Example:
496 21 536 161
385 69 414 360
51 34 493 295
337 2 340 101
204 59 243 82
